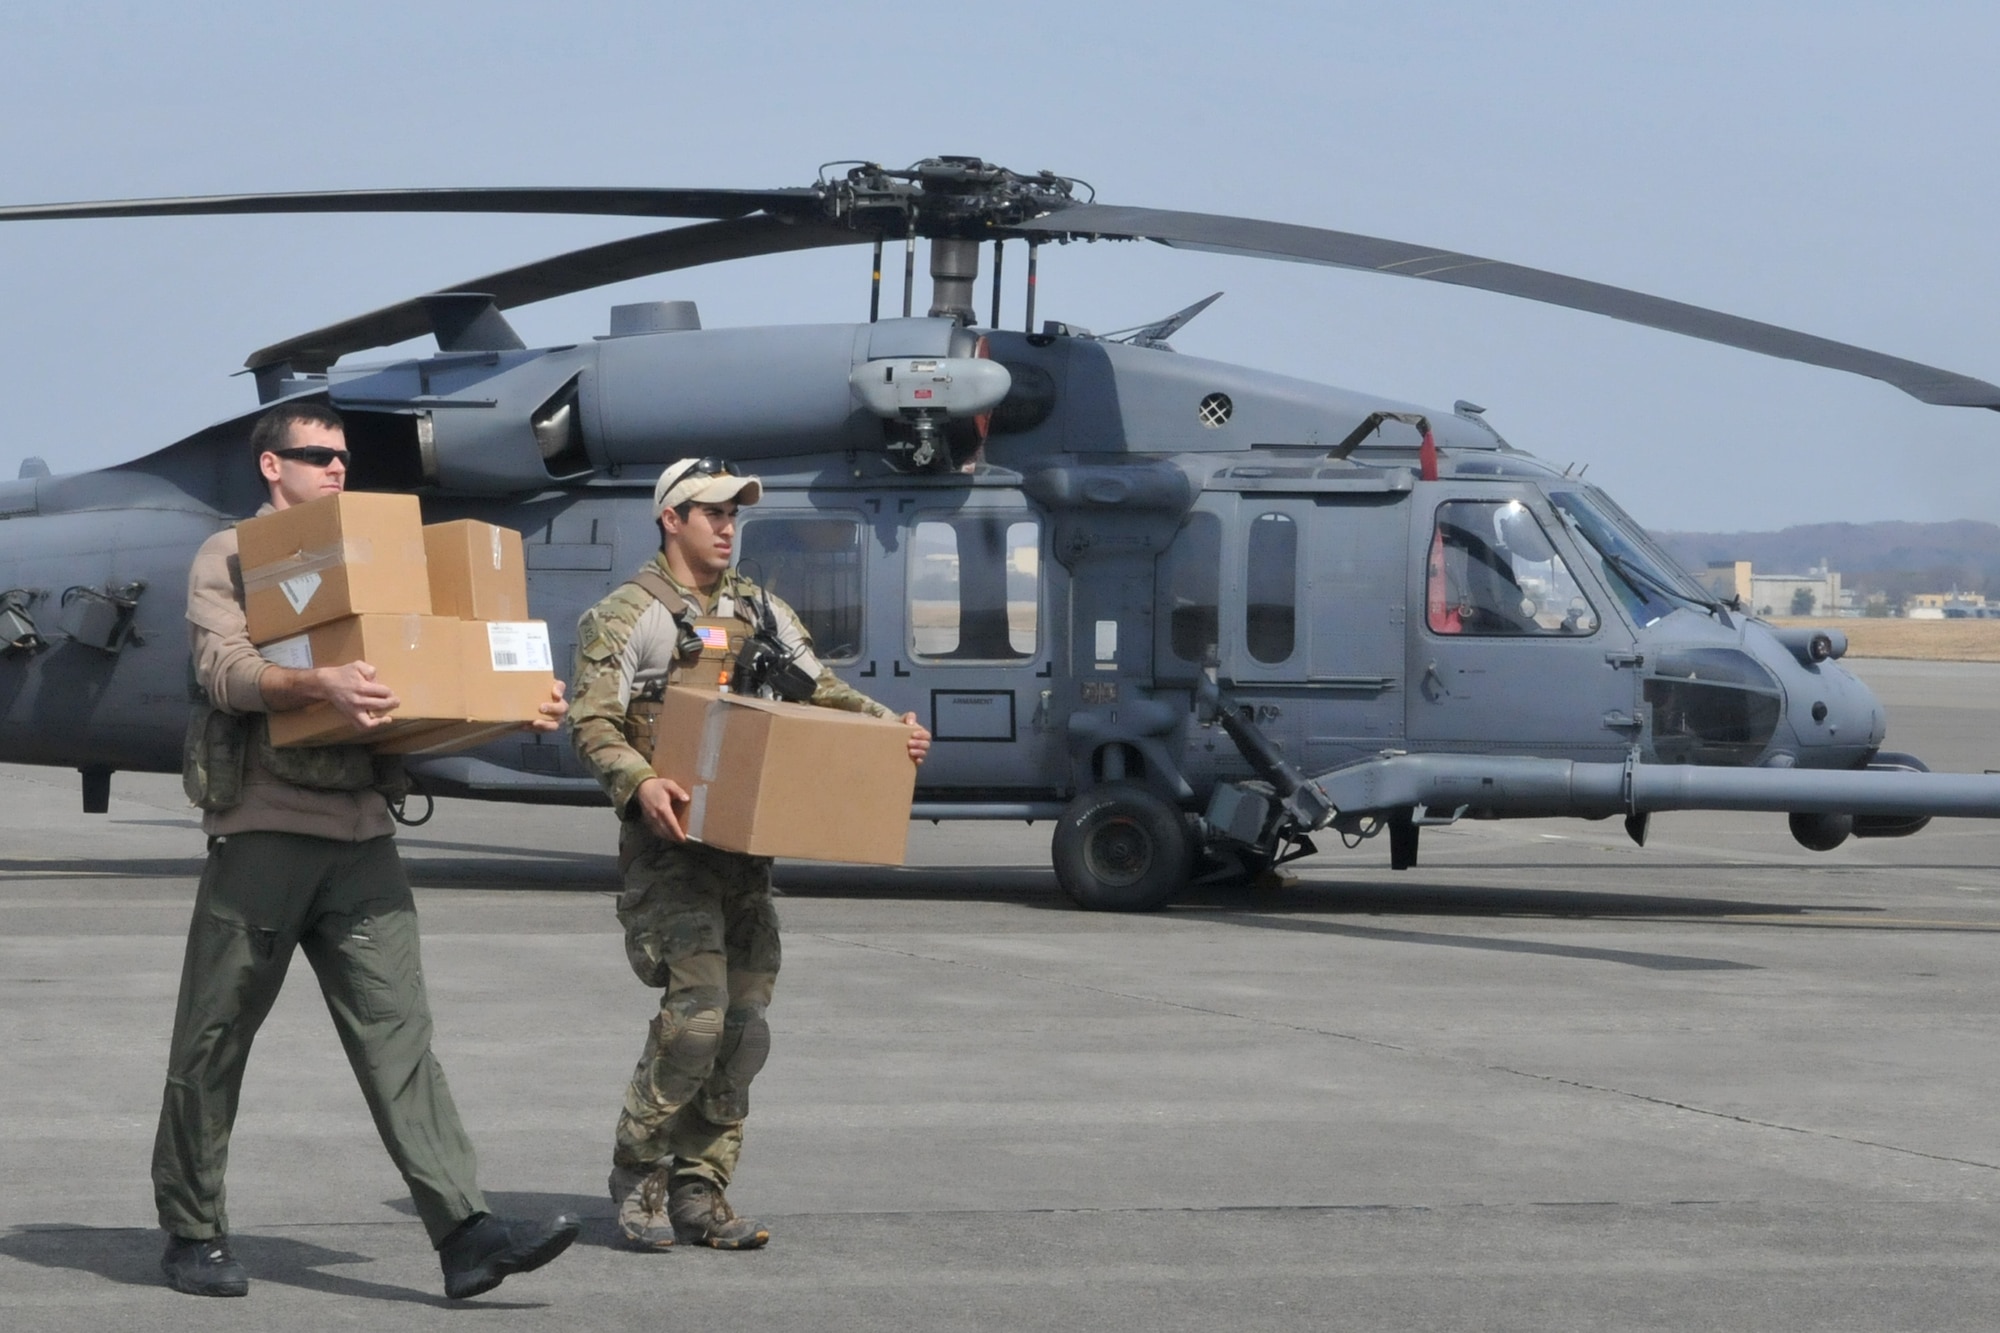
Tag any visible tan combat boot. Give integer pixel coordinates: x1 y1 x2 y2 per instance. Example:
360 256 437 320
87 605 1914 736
667 1175 770 1249
609 1162 675 1249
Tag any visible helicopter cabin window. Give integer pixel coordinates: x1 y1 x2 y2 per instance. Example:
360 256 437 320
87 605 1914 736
909 516 1038 660
1245 512 1297 664
1162 511 1222 663
735 514 865 661
1426 500 1598 636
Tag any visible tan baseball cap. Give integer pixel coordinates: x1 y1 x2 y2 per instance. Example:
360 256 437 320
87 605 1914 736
652 457 763 516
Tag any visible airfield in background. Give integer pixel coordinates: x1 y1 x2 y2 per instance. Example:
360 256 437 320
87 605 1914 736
1 656 1998 1330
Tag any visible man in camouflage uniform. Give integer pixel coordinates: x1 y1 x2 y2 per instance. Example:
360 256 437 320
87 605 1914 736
569 457 930 1250
156 400 579 1300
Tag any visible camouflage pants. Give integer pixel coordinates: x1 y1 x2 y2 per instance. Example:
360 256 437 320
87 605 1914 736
613 821 780 1186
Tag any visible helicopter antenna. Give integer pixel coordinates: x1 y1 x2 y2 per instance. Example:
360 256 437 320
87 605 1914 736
869 236 883 323
990 240 1005 329
1101 292 1224 349
1025 240 1040 332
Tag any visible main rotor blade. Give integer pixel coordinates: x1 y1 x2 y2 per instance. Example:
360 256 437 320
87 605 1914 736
248 215 865 372
1015 204 2000 410
0 186 818 223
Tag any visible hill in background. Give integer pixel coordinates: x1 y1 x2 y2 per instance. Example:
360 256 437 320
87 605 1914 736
1656 520 2000 602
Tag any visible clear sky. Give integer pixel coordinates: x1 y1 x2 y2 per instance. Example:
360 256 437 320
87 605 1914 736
2 0 1995 533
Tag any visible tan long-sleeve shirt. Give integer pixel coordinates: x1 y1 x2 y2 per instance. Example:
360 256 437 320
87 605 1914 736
187 520 395 841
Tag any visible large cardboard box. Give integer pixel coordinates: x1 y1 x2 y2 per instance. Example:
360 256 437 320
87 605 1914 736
375 621 558 756
424 520 530 621
259 613 464 747
650 687 914 865
238 493 431 643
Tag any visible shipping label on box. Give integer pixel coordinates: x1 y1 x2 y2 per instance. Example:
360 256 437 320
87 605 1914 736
483 621 553 672
423 520 530 621
372 620 557 756
238 493 431 643
650 687 914 865
260 612 465 747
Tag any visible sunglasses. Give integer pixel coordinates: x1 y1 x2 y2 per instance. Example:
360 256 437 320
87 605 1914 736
681 456 734 482
272 446 352 469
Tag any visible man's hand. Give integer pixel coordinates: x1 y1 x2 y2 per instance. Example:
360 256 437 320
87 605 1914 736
634 775 691 842
526 678 568 733
319 661 401 728
899 712 932 766
260 659 399 728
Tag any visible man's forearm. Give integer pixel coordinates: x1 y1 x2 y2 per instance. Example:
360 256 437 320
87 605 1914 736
257 664 330 712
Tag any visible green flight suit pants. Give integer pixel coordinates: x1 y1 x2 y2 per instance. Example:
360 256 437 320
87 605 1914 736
151 832 486 1246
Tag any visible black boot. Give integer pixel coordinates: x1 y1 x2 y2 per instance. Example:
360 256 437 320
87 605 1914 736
438 1211 580 1300
160 1234 249 1297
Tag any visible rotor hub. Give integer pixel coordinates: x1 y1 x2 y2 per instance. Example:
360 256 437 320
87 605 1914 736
809 157 1086 238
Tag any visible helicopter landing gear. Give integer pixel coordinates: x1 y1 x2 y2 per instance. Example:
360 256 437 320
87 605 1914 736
1052 783 1194 912
1388 813 1419 869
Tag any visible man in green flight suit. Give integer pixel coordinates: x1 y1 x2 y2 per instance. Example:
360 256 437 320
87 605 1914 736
157 400 580 1300
569 457 931 1250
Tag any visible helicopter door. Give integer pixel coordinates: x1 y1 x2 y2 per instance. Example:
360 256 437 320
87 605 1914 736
1405 494 1640 761
514 496 634 781
893 500 1059 795
1215 495 1410 773
737 493 1063 799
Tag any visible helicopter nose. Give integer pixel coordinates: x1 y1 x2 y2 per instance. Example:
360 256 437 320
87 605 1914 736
1784 659 1887 761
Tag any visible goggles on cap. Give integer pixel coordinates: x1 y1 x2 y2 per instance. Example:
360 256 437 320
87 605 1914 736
655 456 754 515
676 457 734 486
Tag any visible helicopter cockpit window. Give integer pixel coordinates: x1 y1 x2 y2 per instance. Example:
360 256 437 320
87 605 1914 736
1426 500 1599 636
1246 512 1297 663
1546 488 1709 629
1162 512 1222 663
736 514 865 661
909 516 1038 661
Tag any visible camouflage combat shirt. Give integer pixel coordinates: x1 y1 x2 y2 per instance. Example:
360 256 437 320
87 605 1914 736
568 553 895 815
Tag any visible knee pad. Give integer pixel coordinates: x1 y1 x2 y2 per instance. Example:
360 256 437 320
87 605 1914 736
699 1006 771 1124
643 988 727 1108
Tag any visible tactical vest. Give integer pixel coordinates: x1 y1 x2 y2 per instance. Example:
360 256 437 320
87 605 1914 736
183 678 408 812
620 566 754 763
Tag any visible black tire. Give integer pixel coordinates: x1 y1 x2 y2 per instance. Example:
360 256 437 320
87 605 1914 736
1051 783 1194 911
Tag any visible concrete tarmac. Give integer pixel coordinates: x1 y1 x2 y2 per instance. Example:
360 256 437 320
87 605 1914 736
4 657 2000 1330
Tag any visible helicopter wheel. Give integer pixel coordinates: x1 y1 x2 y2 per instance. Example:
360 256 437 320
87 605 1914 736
1052 783 1194 912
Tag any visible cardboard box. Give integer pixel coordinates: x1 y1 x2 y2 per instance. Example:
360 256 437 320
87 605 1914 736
259 613 464 747
238 493 431 643
375 621 558 756
424 520 530 621
650 687 913 865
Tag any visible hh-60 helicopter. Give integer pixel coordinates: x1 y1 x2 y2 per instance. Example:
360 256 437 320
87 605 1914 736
4 155 2000 911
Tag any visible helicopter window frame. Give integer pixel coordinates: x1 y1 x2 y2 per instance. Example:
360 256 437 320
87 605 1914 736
734 510 868 664
1161 510 1223 668
1424 499 1602 638
1546 488 1706 630
906 511 1041 664
1245 510 1298 665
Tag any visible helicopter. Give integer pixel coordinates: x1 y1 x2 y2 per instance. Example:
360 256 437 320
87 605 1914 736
4 154 2000 911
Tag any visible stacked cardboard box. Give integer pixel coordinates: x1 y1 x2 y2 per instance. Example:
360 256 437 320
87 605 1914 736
649 687 915 865
377 520 556 755
237 496 554 751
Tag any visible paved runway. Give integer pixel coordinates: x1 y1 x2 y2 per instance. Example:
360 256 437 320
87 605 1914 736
3 658 2000 1330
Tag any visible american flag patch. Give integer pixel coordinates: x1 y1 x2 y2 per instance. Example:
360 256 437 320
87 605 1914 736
697 625 730 649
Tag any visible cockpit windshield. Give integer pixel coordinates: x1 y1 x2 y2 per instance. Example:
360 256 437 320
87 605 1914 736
1547 487 1713 628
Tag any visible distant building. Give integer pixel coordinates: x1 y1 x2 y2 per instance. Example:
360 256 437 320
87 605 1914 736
1908 591 1991 620
1751 562 1842 618
1697 560 1751 604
